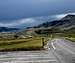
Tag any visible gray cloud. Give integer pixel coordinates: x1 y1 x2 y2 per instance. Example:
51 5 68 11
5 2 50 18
0 0 75 27
1 12 75 27
0 0 75 20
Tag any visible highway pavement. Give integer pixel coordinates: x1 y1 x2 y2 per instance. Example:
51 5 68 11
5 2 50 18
47 38 75 63
0 38 75 63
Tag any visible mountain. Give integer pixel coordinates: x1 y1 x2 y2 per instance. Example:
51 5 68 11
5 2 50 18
0 27 19 32
35 14 75 30
32 14 75 34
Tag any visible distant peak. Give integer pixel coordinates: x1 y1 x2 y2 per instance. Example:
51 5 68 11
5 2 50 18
66 14 75 17
62 14 75 20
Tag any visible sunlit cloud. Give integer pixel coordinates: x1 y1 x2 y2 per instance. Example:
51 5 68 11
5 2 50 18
0 12 75 27
52 13 75 20
0 18 35 27
0 16 51 27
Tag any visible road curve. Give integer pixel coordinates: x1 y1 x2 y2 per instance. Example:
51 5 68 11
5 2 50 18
48 38 75 63
0 38 75 63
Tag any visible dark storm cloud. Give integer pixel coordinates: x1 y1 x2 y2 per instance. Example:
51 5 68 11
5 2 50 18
0 0 75 20
0 0 75 27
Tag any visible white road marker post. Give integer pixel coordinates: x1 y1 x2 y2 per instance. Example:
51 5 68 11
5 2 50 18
51 34 56 50
51 42 56 50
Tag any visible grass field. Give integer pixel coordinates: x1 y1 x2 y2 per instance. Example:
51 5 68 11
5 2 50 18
0 37 49 51
50 33 75 42
63 33 75 42
66 37 75 42
65 37 75 42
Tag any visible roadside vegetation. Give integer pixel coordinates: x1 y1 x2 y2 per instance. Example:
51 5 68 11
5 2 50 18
0 33 49 51
0 27 75 51
54 33 75 42
64 34 75 42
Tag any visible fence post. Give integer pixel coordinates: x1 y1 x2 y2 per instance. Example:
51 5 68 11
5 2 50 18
42 37 44 48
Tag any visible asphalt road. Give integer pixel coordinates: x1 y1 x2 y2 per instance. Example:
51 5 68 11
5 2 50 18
47 38 75 63
0 38 75 63
0 51 59 63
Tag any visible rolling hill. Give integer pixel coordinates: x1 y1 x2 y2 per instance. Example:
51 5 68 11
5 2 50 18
33 14 75 33
35 14 75 30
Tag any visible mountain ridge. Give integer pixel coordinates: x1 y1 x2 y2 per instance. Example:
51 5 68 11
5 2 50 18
34 14 75 30
0 27 19 32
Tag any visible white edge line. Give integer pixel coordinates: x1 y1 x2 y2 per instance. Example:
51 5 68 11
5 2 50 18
51 42 56 50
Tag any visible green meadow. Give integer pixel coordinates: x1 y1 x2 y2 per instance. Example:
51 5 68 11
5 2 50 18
0 36 49 51
64 34 75 42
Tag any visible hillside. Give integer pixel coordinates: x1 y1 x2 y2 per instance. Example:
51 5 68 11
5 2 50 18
32 14 75 34
35 14 75 29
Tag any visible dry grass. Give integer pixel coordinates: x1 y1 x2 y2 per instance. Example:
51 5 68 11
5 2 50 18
0 37 49 51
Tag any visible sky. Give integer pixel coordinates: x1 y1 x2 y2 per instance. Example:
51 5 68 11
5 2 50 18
0 0 75 28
